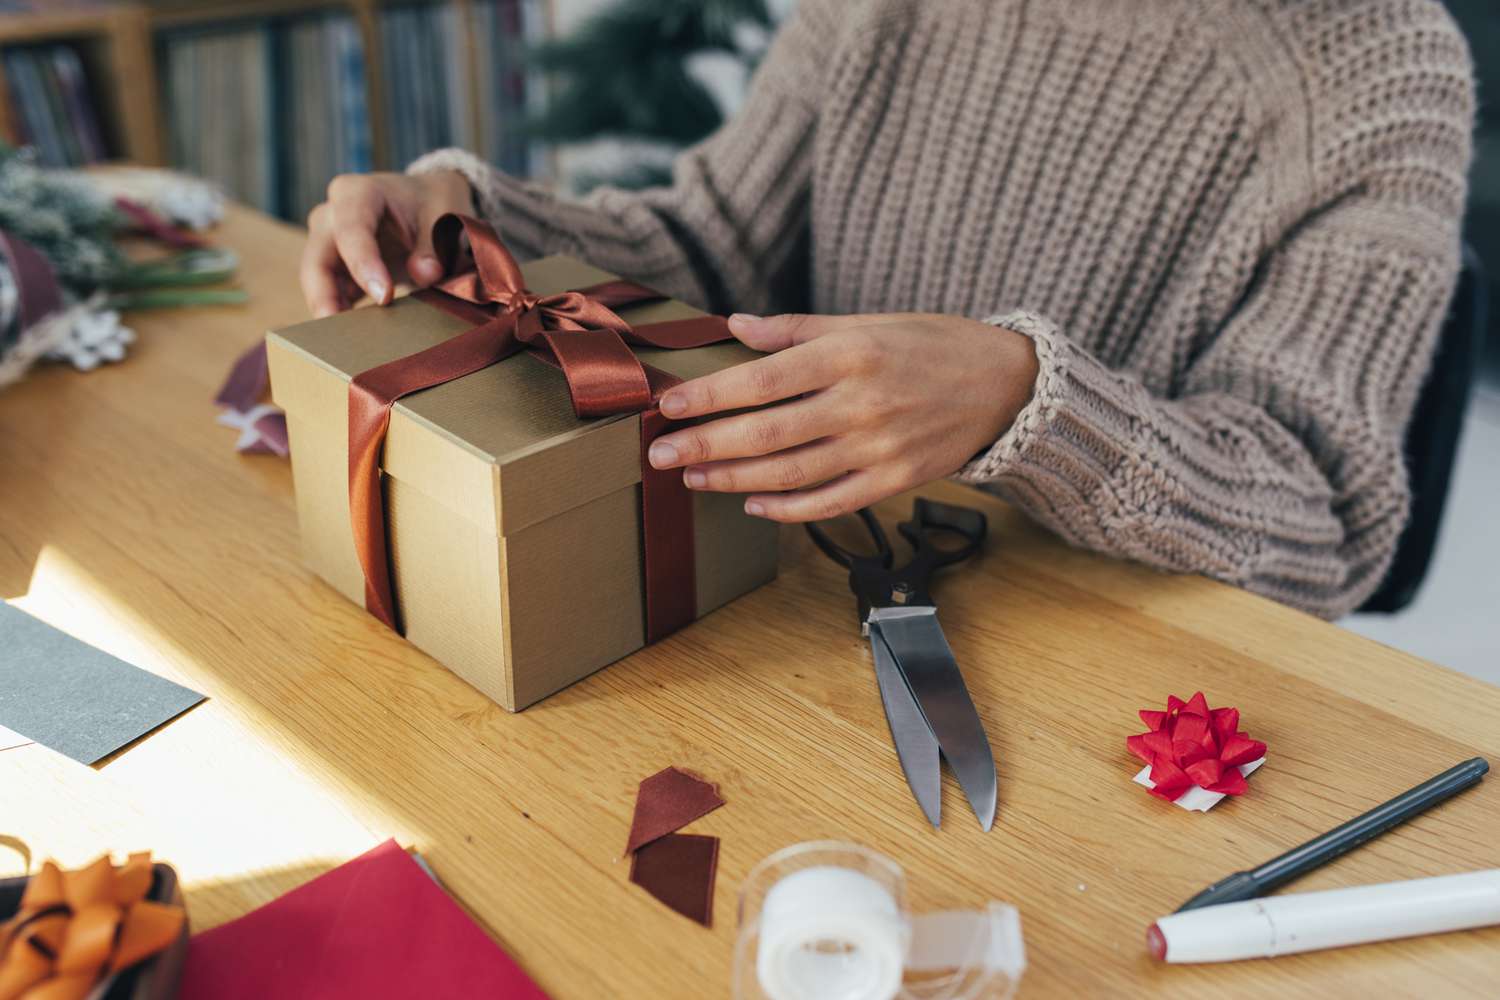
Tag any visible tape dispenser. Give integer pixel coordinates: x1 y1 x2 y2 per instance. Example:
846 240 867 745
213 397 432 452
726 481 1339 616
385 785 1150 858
733 842 1026 1000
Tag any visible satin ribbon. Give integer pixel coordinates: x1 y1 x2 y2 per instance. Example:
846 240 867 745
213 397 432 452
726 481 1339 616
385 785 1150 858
0 231 62 336
113 198 207 250
0 853 184 1000
1126 692 1267 801
348 213 732 639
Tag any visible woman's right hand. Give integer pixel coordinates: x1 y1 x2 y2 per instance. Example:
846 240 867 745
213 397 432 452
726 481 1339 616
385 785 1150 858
300 170 475 317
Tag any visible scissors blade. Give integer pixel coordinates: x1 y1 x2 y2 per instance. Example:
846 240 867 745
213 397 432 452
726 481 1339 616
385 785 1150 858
869 622 942 827
868 606 997 831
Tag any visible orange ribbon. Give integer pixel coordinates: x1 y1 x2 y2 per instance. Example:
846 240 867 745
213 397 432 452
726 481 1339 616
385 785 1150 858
0 854 184 1000
347 213 733 638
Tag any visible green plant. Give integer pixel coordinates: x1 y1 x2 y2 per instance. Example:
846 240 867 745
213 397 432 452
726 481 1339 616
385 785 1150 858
527 0 774 188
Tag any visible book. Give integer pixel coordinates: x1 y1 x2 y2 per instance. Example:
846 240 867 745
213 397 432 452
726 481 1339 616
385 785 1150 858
159 13 373 220
155 2 542 220
1 42 111 167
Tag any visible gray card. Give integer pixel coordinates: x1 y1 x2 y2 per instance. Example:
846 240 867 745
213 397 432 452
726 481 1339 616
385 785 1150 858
0 601 205 764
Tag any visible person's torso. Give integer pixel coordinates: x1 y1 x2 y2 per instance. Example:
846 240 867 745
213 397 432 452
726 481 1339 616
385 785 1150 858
805 0 1293 393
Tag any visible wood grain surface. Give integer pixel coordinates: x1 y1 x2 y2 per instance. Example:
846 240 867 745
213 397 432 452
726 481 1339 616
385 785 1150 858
1 205 1496 998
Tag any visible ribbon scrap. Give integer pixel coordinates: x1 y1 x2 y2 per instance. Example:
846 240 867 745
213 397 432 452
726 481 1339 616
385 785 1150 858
624 767 724 927
0 852 185 1000
1127 692 1266 810
214 340 287 457
346 213 731 640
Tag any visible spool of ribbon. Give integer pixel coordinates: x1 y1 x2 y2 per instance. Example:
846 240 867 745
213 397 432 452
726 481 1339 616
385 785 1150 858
0 852 184 1000
347 213 732 640
733 842 1027 1000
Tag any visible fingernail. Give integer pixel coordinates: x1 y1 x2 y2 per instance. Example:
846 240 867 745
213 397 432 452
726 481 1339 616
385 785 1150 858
366 276 388 304
659 392 687 417
415 254 441 281
684 468 706 489
729 313 762 327
745 500 765 516
314 305 335 319
649 440 678 469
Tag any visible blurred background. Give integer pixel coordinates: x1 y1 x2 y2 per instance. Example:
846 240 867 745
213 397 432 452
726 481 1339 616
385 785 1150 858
0 0 1493 675
0 0 792 215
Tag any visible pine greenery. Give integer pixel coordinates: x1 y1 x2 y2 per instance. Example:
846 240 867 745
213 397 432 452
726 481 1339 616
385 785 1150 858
527 0 773 187
0 147 123 292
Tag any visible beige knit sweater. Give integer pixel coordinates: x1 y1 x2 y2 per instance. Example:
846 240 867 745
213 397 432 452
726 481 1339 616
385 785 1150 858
411 0 1474 619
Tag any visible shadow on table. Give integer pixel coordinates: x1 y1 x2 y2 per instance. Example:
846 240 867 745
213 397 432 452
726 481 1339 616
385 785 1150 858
181 857 342 933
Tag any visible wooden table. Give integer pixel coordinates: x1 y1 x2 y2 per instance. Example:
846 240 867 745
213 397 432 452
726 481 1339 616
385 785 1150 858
2 204 1497 998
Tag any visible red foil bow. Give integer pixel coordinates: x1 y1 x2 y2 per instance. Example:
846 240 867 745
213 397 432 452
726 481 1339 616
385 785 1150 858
1126 692 1266 802
347 213 732 637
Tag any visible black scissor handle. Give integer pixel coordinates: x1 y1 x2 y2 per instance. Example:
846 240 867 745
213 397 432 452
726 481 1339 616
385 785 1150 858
805 508 893 570
897 497 988 570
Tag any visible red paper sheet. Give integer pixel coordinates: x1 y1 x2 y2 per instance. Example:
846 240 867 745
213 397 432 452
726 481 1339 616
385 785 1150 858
178 840 549 1000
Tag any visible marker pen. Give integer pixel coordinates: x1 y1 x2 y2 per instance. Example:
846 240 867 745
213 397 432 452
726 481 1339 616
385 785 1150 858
1148 869 1500 963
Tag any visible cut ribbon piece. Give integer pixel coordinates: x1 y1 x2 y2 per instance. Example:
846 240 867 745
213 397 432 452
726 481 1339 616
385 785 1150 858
216 403 288 457
0 852 184 1000
624 766 724 927
629 834 719 928
214 341 287 457
348 213 732 639
1126 692 1266 811
624 766 725 855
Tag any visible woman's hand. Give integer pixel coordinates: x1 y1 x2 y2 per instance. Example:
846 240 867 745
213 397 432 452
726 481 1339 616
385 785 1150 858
649 313 1039 522
300 170 474 317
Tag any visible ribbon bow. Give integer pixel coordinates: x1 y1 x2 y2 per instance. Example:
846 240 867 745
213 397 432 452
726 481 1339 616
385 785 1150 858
0 853 184 1000
1126 691 1266 802
347 213 732 635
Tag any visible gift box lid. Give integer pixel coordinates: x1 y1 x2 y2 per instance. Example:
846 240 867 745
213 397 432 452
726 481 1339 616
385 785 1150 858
266 256 759 537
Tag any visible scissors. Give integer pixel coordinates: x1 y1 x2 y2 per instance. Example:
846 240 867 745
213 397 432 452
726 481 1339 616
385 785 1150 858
807 498 998 831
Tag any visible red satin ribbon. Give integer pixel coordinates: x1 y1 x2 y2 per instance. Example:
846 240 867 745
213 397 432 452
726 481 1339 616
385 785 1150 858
347 213 731 640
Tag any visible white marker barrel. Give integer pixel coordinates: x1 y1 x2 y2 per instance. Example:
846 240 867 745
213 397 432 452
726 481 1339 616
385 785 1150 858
1149 869 1500 963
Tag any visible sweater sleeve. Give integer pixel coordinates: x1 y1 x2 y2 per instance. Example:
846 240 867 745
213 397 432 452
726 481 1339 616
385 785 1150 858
407 1 839 315
957 17 1474 620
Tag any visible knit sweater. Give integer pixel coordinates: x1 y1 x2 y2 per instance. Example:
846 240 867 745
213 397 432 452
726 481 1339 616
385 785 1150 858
410 0 1474 619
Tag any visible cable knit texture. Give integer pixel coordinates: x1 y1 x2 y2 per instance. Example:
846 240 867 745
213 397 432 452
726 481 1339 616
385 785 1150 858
410 0 1474 619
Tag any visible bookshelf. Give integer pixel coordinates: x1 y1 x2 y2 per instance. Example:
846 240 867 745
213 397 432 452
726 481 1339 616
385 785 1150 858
0 0 553 217
0 3 163 165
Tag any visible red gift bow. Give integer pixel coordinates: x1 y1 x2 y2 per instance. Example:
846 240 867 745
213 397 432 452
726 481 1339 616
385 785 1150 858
1126 692 1266 802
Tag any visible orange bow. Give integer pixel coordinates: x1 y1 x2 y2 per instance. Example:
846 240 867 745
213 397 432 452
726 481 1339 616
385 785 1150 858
0 854 184 1000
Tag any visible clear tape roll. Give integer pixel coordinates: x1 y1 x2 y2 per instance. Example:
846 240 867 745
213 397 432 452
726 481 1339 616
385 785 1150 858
756 866 907 1000
734 842 1026 1000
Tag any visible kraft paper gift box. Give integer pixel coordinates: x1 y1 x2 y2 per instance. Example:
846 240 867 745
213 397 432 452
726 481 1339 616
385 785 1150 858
265 253 778 711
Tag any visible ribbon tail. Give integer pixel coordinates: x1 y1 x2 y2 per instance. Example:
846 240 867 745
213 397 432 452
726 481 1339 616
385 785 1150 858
349 385 400 631
625 315 733 351
640 408 696 641
216 341 271 409
538 328 654 417
347 317 523 633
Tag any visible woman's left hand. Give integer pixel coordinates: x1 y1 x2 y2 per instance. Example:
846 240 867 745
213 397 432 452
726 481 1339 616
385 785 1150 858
648 312 1040 522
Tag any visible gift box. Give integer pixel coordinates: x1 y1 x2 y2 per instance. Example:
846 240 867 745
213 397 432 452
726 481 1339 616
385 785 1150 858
266 219 778 711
